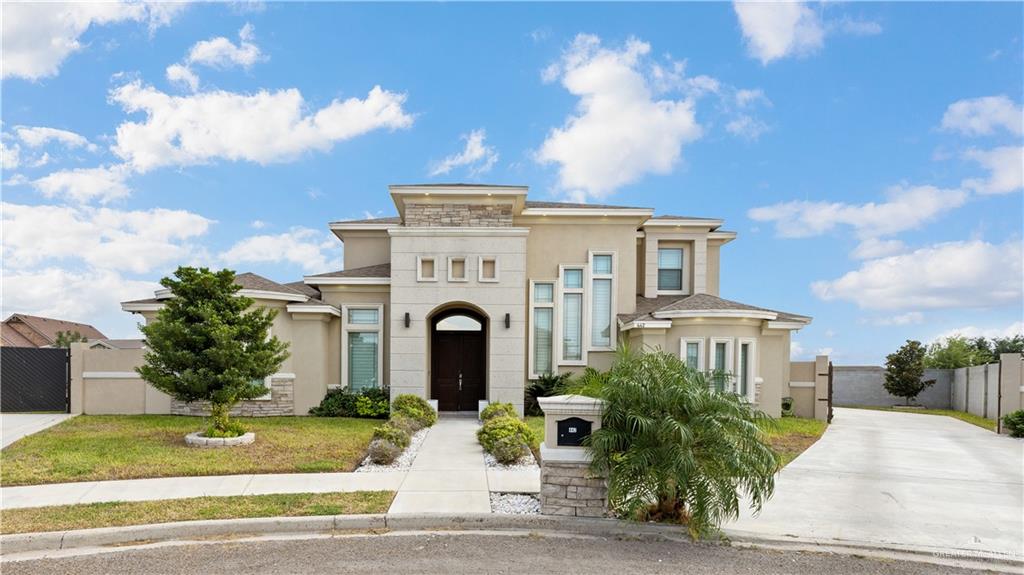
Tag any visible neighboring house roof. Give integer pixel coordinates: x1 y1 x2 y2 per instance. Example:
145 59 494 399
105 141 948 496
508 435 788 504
89 339 145 350
619 293 811 326
1 327 36 347
306 263 392 279
0 314 107 347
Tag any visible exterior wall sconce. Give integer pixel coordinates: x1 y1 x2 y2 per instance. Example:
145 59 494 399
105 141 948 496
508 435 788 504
404 312 410 328
504 313 510 329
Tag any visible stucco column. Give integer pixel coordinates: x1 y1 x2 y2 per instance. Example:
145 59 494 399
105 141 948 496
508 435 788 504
69 342 85 414
289 314 332 415
693 236 707 294
813 354 830 421
644 235 659 299
998 353 1023 434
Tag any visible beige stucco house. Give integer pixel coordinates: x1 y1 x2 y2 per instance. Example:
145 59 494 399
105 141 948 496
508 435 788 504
120 184 810 417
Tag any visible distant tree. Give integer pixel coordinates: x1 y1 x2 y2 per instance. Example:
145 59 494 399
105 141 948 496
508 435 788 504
992 335 1024 356
885 340 934 405
138 267 290 436
54 330 87 347
924 336 990 369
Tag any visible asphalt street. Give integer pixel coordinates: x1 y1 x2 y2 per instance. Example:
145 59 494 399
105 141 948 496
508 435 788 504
3 532 988 575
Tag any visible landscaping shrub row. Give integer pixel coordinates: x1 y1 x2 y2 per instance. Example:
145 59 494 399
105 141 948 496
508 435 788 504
309 387 391 418
367 395 438 465
477 402 537 464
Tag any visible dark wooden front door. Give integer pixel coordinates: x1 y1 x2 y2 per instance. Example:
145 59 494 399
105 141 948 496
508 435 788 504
431 330 485 411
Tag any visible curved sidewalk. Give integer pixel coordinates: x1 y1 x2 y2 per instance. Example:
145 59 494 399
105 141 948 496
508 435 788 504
1 418 540 511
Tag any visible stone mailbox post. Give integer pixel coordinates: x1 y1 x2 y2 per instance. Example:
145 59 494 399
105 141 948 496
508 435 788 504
537 395 607 517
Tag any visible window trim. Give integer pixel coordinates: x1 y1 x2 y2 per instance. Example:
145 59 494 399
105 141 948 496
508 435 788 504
556 264 587 366
417 256 437 282
656 245 687 295
341 304 384 392
587 250 617 352
709 337 735 392
528 279 557 379
736 337 757 402
680 337 705 371
447 256 468 282
478 255 500 283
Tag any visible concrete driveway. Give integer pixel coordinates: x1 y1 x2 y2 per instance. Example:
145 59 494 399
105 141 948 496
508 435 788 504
2 413 74 449
729 407 1023 561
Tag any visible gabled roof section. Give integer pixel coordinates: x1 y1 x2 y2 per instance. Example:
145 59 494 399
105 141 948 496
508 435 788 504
2 313 107 347
1 327 36 347
304 263 391 286
233 272 307 296
128 272 309 312
619 293 811 327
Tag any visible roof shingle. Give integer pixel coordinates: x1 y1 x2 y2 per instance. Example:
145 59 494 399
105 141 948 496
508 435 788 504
306 263 391 279
619 293 810 324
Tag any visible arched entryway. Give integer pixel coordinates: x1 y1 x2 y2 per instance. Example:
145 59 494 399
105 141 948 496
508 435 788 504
430 307 487 412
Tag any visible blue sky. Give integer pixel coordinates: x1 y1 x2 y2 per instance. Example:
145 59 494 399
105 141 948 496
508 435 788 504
2 1 1021 363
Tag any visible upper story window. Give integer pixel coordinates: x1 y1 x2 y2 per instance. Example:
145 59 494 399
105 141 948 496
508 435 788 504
417 256 437 282
448 256 468 282
658 248 683 291
589 252 615 350
478 256 499 283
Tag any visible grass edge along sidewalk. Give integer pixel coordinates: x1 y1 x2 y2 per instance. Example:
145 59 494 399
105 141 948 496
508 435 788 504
842 405 996 432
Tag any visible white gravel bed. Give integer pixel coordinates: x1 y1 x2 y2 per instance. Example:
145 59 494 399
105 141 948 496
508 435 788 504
355 427 429 472
483 449 539 470
490 493 541 515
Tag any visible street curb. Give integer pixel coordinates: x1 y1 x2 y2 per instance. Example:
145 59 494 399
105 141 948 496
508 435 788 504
2 514 1020 571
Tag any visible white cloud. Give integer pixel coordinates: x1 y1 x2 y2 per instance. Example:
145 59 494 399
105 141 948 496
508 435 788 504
735 88 770 108
429 129 499 177
1 141 21 170
2 202 213 274
32 165 132 204
109 81 414 172
220 228 342 273
187 23 263 69
726 115 770 141
961 146 1024 195
1 1 185 81
933 321 1024 342
1 267 159 332
832 16 883 37
748 185 968 242
790 340 805 360
14 126 96 151
941 95 1023 137
250 220 267 229
537 34 702 200
733 2 825 64
868 312 925 326
811 240 1022 310
850 237 906 260
166 63 199 92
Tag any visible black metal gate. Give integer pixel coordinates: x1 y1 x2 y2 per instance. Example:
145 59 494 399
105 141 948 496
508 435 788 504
1 347 70 413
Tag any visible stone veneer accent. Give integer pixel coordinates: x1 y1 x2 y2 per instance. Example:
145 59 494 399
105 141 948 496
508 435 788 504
171 377 294 417
404 203 513 227
540 462 608 518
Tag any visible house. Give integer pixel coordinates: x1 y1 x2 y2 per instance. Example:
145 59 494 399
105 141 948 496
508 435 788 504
1 313 107 348
121 184 810 417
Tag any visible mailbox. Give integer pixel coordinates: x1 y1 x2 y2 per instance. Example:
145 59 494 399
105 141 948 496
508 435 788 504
556 417 592 447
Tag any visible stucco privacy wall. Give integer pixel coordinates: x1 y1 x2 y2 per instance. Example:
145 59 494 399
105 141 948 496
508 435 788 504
787 361 816 418
999 353 1024 434
388 228 528 413
833 366 953 408
69 343 171 415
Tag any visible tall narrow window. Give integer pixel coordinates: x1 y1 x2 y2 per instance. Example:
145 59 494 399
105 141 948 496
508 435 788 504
736 338 756 401
739 343 750 397
658 248 683 291
681 338 704 371
710 338 733 393
590 253 614 349
531 282 555 377
343 305 383 392
686 342 699 369
560 267 584 363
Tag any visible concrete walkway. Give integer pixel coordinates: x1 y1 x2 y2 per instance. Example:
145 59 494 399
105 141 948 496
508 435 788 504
2 414 75 449
1 417 540 511
729 407 1024 561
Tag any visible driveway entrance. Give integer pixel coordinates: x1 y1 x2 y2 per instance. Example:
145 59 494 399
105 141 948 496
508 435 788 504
2 413 74 449
729 407 1023 560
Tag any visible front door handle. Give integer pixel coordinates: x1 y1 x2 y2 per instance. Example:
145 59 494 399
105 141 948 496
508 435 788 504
458 372 462 391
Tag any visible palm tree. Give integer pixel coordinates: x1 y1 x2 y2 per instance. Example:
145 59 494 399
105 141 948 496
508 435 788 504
570 345 779 538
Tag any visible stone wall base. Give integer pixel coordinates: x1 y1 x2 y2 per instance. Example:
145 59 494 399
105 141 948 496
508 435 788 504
540 462 608 518
171 378 294 417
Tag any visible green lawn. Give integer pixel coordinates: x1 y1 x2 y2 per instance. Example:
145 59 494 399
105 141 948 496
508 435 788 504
843 405 997 432
525 416 544 448
0 491 394 534
1 415 378 486
759 417 829 468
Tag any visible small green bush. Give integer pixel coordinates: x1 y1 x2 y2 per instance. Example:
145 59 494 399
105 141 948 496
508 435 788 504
367 439 401 464
480 402 517 422
309 387 390 418
477 415 536 462
390 414 424 435
489 434 528 464
203 419 246 438
373 423 410 449
391 394 437 428
1002 409 1024 438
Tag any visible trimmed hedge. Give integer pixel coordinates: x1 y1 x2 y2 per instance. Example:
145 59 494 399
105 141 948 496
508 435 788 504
480 402 517 422
309 387 390 418
392 394 437 428
477 415 536 464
